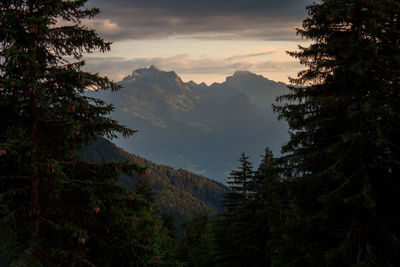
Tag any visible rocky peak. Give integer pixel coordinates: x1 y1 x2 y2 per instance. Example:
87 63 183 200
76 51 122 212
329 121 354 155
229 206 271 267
119 66 194 98
187 81 209 90
233 70 254 77
187 80 198 87
223 70 278 89
227 70 263 81
149 65 161 72
124 65 178 81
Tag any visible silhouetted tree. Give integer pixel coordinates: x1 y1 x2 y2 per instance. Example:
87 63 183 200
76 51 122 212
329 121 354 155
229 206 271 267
227 152 253 199
215 153 256 266
0 0 166 265
274 0 400 265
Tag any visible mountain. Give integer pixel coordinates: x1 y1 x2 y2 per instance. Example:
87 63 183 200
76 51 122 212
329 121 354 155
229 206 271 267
208 70 288 109
83 137 229 226
86 66 289 183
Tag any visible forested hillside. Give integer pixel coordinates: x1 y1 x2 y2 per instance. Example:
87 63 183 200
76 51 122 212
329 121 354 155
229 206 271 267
83 137 229 225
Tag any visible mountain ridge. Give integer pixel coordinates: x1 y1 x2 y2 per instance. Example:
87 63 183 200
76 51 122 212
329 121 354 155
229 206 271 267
86 66 289 182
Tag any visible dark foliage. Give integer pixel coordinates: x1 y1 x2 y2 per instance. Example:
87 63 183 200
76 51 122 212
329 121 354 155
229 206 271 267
0 0 168 265
273 0 400 265
178 213 219 267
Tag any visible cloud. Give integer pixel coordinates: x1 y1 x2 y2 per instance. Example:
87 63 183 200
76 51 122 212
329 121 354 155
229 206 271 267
82 54 301 83
227 51 276 61
86 19 120 34
85 0 313 41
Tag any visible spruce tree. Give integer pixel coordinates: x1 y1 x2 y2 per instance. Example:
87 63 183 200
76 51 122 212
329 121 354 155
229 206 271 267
0 0 165 265
274 0 400 265
247 148 283 266
251 148 278 199
215 153 255 266
226 152 253 199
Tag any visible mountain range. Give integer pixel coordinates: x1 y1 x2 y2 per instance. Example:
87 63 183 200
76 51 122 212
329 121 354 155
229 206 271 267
86 66 289 183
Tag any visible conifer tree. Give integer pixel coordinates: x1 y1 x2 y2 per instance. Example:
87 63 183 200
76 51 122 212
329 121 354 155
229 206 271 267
251 148 278 199
274 0 400 265
232 148 287 267
215 153 255 266
0 0 166 265
246 148 283 266
227 152 253 199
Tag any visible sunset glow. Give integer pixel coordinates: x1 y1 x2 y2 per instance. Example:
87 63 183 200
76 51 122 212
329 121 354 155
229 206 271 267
84 0 313 84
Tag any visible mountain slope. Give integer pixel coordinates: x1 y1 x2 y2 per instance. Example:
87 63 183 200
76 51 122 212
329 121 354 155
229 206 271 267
83 137 229 225
86 66 289 182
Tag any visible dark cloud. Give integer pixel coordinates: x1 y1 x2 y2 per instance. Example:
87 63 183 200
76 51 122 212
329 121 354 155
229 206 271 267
90 0 308 17
85 0 313 41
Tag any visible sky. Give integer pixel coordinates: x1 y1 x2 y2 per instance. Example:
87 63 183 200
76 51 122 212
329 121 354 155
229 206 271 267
83 0 314 84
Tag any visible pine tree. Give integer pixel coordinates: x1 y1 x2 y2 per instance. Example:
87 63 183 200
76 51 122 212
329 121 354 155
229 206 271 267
246 148 283 266
215 152 255 266
251 148 278 199
274 0 400 265
227 152 253 199
0 0 165 265
230 148 288 267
